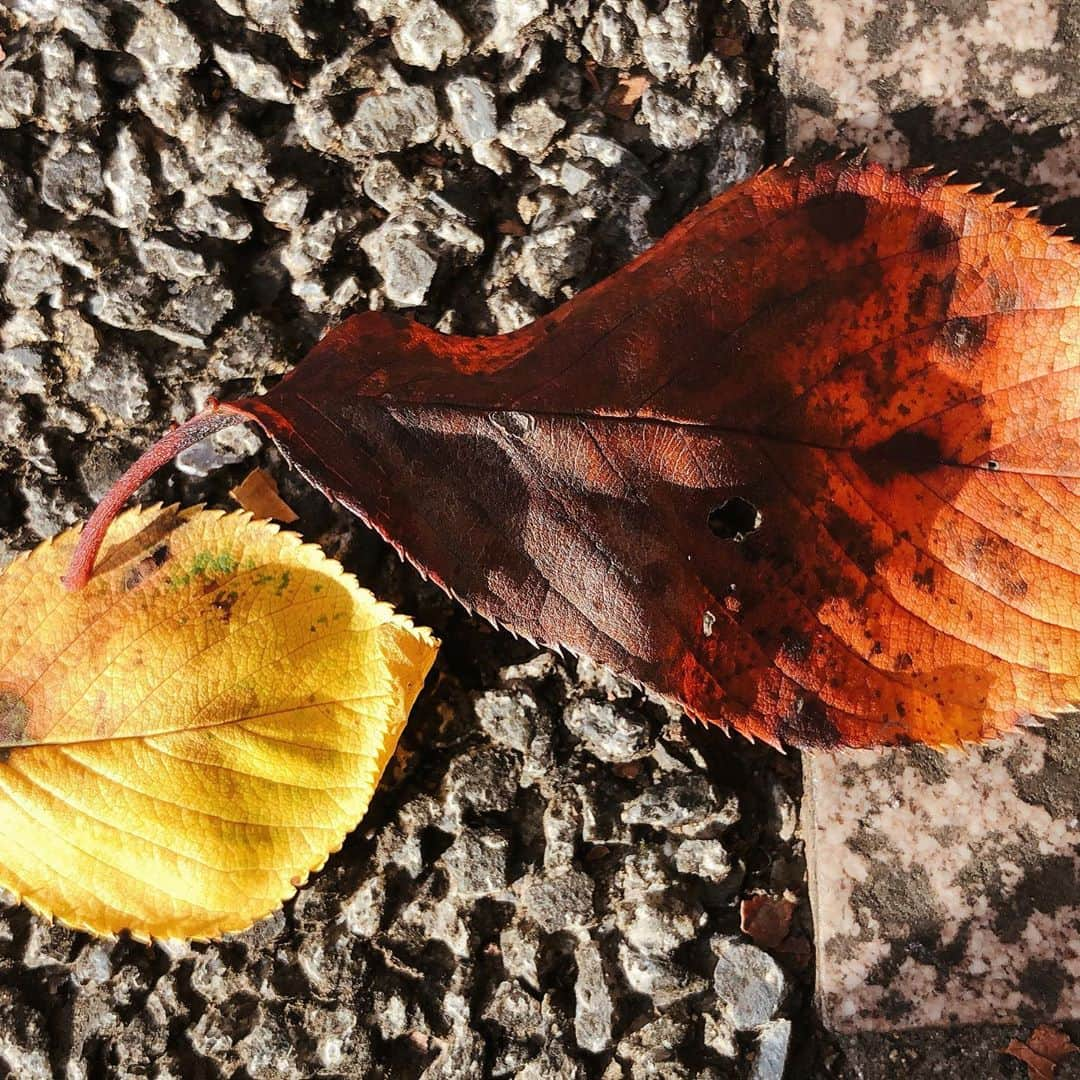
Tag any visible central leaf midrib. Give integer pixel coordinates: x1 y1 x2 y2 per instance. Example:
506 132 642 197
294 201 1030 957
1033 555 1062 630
383 397 1040 476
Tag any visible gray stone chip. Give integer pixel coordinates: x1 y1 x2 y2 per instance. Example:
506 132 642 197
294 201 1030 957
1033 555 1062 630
574 939 614 1053
40 140 104 216
563 699 653 762
360 219 438 307
0 71 36 129
712 937 786 1030
345 86 440 155
520 868 595 934
213 45 292 103
623 772 739 837
127 5 202 72
392 0 467 70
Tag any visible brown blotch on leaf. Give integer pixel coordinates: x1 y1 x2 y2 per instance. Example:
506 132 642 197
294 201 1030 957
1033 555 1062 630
122 544 170 591
0 690 30 746
778 627 811 664
917 217 960 252
211 589 239 624
775 692 842 749
913 564 936 593
1007 577 1029 598
941 314 988 361
857 430 945 485
824 504 890 579
986 272 1020 313
805 191 869 244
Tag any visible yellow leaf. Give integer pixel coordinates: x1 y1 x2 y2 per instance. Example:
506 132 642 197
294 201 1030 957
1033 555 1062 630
0 505 438 940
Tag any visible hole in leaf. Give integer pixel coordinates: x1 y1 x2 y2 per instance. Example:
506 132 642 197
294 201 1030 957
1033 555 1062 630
708 497 762 542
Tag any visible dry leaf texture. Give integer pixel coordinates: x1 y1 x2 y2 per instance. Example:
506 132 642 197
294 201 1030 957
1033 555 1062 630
1003 1024 1079 1080
0 506 437 939
69 160 1080 749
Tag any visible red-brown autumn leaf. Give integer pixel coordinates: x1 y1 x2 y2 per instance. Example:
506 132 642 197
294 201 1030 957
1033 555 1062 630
1002 1025 1079 1080
740 892 797 950
66 160 1080 750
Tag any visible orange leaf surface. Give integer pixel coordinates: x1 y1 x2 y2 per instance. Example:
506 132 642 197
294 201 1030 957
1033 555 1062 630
0 506 437 939
65 161 1080 750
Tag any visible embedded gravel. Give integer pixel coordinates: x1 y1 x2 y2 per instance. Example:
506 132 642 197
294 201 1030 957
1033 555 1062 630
0 1 830 1076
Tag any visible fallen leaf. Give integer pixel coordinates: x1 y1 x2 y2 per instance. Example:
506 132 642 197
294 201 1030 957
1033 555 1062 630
605 72 649 119
740 892 797 950
230 466 299 522
1003 1025 1079 1080
0 506 437 939
65 161 1080 749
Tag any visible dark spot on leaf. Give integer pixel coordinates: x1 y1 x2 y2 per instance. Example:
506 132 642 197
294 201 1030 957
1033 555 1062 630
908 272 946 318
917 217 959 252
779 627 811 663
940 315 987 361
708 497 762 542
775 693 842 748
913 565 935 592
805 192 869 244
0 690 29 745
858 430 944 484
1007 577 1029 598
211 589 239 624
122 544 171 591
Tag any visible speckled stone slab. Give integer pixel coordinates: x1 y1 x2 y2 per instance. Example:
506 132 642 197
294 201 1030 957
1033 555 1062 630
777 0 1080 188
805 726 1080 1031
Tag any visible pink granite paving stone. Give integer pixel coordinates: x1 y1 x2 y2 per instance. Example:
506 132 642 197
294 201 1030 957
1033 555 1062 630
780 0 1080 1040
805 730 1080 1031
